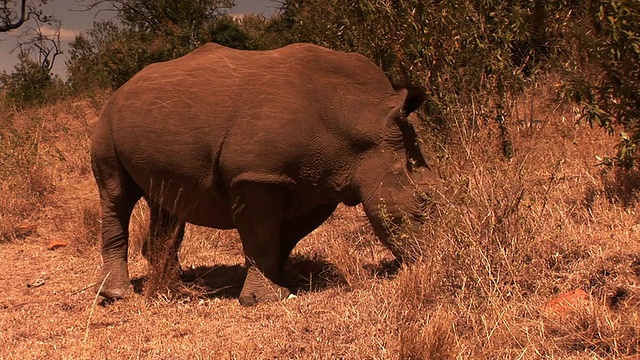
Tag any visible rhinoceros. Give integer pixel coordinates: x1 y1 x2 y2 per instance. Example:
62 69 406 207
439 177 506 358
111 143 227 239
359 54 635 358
91 43 432 306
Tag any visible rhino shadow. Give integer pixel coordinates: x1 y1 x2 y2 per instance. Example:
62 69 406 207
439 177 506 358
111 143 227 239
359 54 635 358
286 255 349 293
288 256 401 294
131 256 399 300
179 264 246 298
130 265 246 299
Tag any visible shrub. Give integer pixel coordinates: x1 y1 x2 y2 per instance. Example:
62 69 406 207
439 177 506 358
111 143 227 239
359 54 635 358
0 52 65 108
562 0 640 168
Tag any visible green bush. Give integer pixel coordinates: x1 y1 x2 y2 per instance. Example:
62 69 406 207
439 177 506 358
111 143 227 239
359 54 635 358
67 21 197 91
64 0 640 170
0 52 65 108
563 0 640 168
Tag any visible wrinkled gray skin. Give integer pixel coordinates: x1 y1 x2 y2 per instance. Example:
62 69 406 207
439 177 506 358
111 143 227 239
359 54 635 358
91 43 432 306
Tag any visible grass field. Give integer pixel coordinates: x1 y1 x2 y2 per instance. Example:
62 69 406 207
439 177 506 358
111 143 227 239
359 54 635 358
0 83 638 359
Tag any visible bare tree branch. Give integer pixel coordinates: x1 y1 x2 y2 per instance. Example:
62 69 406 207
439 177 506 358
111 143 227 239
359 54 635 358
0 0 27 32
14 14 62 70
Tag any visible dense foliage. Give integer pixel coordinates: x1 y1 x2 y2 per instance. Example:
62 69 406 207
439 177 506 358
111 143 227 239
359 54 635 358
563 0 640 168
0 52 63 105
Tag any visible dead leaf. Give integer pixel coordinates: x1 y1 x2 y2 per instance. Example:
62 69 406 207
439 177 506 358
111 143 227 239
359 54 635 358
543 288 590 317
47 240 69 250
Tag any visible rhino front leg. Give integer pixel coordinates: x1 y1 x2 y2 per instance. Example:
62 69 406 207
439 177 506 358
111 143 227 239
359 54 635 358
231 183 291 306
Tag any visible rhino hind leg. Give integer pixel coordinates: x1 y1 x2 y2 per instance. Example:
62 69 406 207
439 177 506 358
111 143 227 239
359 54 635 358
231 183 292 306
92 150 143 301
143 200 186 280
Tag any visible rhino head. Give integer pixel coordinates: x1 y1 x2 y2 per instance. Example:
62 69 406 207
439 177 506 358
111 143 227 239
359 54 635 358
355 87 432 262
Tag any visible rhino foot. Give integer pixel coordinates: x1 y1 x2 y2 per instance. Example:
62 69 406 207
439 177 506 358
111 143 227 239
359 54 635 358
239 266 291 306
95 262 131 303
97 286 130 302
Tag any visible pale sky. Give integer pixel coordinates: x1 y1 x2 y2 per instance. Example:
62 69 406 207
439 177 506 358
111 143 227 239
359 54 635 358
0 0 279 77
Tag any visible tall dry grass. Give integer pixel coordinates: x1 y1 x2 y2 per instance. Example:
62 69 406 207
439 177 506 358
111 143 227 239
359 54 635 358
0 96 105 244
369 80 639 358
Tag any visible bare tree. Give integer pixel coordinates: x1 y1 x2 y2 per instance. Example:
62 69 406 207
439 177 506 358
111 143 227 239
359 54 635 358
14 14 61 70
1 0 51 33
0 0 27 32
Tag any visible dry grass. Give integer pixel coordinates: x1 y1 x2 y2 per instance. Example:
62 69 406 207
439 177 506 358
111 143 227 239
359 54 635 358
1 81 639 358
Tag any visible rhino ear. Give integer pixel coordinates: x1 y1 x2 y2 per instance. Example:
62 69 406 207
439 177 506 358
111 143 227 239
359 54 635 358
395 86 426 115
